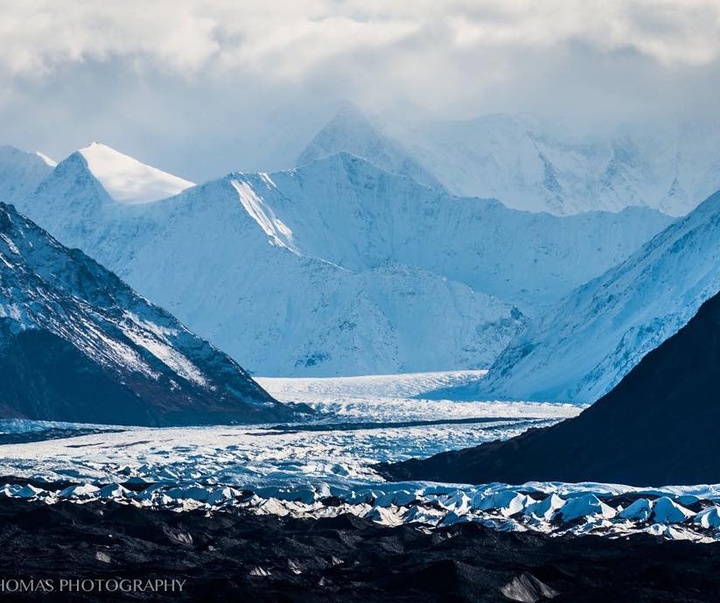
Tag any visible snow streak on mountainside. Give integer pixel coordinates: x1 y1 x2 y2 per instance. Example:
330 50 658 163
15 149 671 376
78 142 194 203
297 104 443 191
436 189 720 404
0 146 54 205
0 202 290 425
377 113 720 216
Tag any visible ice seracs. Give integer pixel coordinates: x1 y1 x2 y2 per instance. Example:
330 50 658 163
1 476 718 542
78 142 194 204
695 507 720 529
651 497 695 524
559 494 616 522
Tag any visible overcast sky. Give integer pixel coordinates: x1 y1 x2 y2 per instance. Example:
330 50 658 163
1 0 719 180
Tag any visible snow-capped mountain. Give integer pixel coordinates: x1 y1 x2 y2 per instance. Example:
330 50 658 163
15 148 671 376
0 202 291 426
17 152 526 375
436 188 720 404
296 104 442 191
0 145 54 205
387 287 720 487
378 113 720 216
224 153 672 310
77 142 194 203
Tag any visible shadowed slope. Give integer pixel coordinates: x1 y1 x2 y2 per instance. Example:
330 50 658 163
383 289 720 487
0 202 292 426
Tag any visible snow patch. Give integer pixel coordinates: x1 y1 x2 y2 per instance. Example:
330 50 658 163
230 179 299 252
35 152 57 167
78 142 193 204
119 321 207 387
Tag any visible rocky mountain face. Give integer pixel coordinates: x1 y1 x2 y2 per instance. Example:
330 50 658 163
0 202 291 426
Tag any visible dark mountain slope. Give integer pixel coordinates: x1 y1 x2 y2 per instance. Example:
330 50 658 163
383 289 720 487
0 202 292 426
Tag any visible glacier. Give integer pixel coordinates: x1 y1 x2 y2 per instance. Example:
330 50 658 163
0 368 715 542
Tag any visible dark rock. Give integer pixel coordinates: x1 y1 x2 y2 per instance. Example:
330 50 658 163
0 499 718 602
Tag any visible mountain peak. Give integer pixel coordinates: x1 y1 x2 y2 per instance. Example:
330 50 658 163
0 145 55 204
296 107 443 191
324 103 376 133
35 151 57 167
77 142 194 204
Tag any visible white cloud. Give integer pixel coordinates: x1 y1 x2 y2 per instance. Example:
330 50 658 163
0 1 719 179
1 0 718 79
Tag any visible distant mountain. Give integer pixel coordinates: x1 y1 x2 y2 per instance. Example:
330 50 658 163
0 145 54 205
387 115 720 216
14 149 671 376
434 189 720 404
16 151 525 375
297 105 443 191
77 142 194 203
0 202 291 426
227 153 672 310
383 289 720 487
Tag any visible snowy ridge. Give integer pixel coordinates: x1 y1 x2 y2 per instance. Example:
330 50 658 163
229 154 673 310
386 114 720 216
35 152 57 167
447 188 720 403
78 142 194 204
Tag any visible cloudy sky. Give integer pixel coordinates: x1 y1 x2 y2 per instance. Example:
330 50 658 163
0 0 718 180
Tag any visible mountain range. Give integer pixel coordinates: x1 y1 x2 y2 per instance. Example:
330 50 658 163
303 106 720 216
6 143 671 376
0 201 291 426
